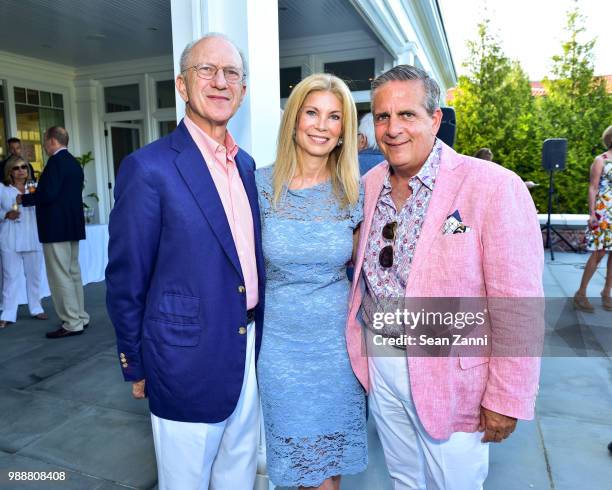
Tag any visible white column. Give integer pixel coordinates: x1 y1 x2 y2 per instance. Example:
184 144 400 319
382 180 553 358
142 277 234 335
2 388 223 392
169 1 279 488
74 80 107 224
170 0 203 122
170 0 281 167
397 41 417 66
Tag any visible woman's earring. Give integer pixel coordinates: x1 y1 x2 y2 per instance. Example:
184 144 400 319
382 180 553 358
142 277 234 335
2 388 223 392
337 137 344 147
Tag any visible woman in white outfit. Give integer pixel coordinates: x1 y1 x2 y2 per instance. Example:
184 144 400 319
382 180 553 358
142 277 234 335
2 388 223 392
0 156 47 328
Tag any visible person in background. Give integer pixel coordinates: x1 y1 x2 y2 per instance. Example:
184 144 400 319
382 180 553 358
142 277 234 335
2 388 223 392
358 112 385 175
0 156 46 328
474 147 538 189
474 147 493 161
0 138 36 308
18 126 89 338
574 125 612 312
0 138 36 180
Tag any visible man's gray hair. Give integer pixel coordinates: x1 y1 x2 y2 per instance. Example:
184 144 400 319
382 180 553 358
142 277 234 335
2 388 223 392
45 126 69 146
371 65 440 116
179 33 248 82
358 113 378 151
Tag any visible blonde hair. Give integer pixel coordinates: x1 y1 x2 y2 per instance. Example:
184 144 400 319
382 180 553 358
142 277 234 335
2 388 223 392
3 156 31 186
272 73 359 208
602 125 612 150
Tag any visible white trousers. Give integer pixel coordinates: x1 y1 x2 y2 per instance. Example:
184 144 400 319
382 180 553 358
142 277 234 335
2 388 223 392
0 249 44 322
368 346 489 490
0 252 3 310
151 322 260 490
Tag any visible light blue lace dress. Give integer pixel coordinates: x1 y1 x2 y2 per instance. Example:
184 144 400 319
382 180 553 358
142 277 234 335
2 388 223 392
255 166 367 487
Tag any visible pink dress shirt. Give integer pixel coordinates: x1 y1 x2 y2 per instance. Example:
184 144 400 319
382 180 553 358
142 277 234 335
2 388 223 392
184 116 258 309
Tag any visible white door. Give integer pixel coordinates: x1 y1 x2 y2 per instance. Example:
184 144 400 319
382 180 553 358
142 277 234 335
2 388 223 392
104 122 143 207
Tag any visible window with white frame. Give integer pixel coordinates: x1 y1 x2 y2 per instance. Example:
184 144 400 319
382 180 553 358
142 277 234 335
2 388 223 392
280 67 302 98
151 77 177 138
323 58 375 91
104 84 141 113
156 80 176 109
0 82 6 160
14 86 65 174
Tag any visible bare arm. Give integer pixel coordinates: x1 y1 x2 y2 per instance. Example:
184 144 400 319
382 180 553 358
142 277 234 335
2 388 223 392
588 157 604 226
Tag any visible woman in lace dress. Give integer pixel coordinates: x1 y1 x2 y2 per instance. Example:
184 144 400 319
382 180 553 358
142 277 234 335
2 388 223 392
256 74 367 489
574 125 612 312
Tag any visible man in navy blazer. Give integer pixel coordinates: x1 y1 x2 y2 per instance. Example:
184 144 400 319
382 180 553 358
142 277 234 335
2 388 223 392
20 126 89 338
106 34 265 489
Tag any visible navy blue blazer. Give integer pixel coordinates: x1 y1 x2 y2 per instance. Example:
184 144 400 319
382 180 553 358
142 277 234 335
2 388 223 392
105 121 265 423
21 149 85 243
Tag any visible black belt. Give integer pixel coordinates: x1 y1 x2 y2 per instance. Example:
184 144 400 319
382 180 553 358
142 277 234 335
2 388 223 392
246 308 255 324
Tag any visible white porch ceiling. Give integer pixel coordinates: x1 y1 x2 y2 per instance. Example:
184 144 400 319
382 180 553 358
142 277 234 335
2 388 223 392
0 0 173 67
278 0 372 39
0 0 378 68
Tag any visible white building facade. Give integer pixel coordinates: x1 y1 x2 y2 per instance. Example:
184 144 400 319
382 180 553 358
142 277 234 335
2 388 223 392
0 0 455 224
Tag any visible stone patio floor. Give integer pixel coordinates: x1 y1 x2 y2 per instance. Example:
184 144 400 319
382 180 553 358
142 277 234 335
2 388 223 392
0 251 611 489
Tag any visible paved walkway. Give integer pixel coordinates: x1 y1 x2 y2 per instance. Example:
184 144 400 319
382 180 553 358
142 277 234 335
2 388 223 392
0 252 610 489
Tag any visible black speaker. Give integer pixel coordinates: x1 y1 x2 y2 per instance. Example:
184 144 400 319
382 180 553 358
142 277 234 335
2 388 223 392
437 107 456 148
542 138 567 171
541 137 575 259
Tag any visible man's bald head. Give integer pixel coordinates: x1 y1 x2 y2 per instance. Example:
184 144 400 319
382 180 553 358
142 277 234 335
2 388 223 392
179 33 247 83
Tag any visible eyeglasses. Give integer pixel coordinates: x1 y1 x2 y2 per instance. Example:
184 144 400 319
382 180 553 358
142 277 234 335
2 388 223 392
12 165 28 171
184 64 245 84
379 221 397 268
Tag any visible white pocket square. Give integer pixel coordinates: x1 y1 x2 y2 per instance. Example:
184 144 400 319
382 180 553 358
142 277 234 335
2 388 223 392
442 210 471 235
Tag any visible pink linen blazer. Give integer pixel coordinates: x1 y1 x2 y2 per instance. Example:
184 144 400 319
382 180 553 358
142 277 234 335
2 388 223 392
346 142 544 440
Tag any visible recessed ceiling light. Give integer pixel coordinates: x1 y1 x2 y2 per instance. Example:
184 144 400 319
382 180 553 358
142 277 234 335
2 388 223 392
86 33 106 40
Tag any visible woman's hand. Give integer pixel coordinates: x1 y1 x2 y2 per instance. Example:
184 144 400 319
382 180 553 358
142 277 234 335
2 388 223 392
5 210 20 221
588 214 599 229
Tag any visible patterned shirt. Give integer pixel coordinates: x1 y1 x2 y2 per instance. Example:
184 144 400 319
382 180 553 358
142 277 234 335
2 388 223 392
362 139 442 337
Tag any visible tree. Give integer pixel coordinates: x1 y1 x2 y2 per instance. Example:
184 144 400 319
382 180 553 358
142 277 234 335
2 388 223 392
451 20 537 176
532 5 612 213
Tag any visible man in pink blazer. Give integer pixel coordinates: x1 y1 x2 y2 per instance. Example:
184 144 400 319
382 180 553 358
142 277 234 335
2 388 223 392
346 65 544 489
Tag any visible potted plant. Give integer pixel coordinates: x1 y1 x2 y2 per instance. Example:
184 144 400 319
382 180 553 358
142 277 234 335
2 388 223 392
76 151 99 223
